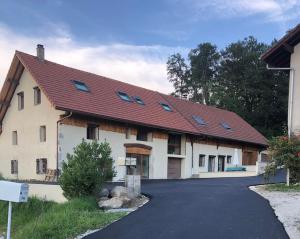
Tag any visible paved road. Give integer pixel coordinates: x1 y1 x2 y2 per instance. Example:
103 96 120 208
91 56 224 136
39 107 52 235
85 171 289 239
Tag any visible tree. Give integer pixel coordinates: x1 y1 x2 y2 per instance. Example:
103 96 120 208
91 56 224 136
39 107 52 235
167 53 189 98
215 36 288 137
59 139 116 199
188 43 220 104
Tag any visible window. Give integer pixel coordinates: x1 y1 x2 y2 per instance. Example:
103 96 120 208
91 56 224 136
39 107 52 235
227 155 232 164
137 129 148 141
36 158 47 174
221 122 231 130
133 96 145 105
192 115 206 126
168 134 181 155
160 103 172 112
17 92 24 110
40 126 46 142
12 131 18 145
34 87 41 105
73 80 89 92
11 160 18 174
117 91 132 102
199 154 205 167
87 124 97 140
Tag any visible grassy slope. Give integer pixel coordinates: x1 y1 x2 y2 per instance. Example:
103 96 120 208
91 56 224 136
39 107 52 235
0 197 126 239
266 183 300 192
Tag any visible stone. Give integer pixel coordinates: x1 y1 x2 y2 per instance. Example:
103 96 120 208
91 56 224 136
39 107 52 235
111 186 128 198
99 188 109 198
98 197 123 209
119 195 132 207
125 175 141 198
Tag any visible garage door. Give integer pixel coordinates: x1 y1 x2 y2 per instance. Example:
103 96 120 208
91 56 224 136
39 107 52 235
168 158 181 179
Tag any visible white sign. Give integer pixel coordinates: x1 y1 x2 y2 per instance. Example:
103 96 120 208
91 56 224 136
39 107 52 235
0 181 29 203
117 157 126 166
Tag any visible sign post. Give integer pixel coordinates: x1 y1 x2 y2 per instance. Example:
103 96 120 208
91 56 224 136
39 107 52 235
0 181 29 239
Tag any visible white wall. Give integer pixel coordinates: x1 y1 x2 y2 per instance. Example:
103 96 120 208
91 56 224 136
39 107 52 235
290 43 300 136
0 70 63 180
59 124 169 180
190 143 244 175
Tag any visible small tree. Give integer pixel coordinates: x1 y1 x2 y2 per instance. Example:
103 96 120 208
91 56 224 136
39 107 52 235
59 139 116 199
265 136 300 185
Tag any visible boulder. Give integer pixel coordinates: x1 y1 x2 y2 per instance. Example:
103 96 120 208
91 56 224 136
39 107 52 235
98 197 123 209
99 188 110 198
119 195 131 207
111 186 128 198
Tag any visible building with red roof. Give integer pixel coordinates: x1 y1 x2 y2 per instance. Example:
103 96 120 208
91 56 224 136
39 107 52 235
0 45 268 181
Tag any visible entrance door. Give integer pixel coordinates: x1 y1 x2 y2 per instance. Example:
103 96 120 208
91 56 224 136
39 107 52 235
218 156 225 172
208 156 216 172
168 158 181 179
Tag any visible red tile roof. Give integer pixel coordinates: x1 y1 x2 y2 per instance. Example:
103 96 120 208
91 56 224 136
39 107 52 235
12 51 267 146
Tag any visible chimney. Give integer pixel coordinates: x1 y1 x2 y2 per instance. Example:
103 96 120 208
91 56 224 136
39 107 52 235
36 44 45 61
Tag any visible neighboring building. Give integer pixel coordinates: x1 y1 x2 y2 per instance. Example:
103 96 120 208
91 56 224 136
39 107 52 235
262 24 300 137
0 45 267 181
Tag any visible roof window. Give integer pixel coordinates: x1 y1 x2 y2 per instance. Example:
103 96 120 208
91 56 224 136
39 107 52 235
73 80 89 92
117 91 132 102
192 115 206 126
221 122 231 130
160 103 172 112
133 96 145 105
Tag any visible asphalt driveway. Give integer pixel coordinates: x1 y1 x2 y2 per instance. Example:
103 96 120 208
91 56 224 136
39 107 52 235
85 171 289 239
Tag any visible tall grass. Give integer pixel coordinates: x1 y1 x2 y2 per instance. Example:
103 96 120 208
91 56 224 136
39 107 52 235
0 197 125 239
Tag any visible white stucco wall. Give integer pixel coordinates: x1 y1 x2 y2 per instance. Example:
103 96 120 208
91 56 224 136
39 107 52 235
190 143 244 175
290 43 300 136
59 124 170 180
0 70 63 180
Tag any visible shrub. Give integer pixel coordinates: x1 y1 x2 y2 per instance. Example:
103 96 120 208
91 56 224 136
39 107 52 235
265 135 300 184
59 139 116 199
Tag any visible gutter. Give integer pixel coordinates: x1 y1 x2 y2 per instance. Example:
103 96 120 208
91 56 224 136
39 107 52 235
266 64 295 138
56 111 73 177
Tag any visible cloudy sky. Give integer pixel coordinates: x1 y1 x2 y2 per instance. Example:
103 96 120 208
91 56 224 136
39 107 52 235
0 0 300 93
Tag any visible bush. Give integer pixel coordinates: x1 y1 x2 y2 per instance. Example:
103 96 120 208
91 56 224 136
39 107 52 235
59 139 116 199
265 135 300 184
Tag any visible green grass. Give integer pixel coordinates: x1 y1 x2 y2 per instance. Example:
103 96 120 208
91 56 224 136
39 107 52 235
265 183 300 192
0 197 126 239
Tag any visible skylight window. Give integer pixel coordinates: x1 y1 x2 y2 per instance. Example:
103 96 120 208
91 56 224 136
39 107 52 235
192 115 206 126
73 80 89 92
160 103 172 112
133 96 145 105
221 122 231 130
117 91 132 102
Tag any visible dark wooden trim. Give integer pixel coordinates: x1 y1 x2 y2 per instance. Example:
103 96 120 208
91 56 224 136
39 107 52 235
124 143 152 150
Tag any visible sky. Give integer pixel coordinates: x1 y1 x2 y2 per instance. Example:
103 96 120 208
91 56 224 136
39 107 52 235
0 0 300 93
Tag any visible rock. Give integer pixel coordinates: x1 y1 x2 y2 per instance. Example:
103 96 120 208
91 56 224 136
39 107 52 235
99 188 109 198
98 197 123 209
99 196 109 201
111 186 128 198
119 195 131 207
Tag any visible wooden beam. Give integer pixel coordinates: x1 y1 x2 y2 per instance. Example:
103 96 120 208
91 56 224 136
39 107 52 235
283 43 294 54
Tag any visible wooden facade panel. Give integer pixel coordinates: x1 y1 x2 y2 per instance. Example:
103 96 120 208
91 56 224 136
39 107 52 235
153 131 168 139
242 150 258 165
126 147 151 155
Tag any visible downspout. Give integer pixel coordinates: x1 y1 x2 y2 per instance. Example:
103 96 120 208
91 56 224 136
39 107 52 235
266 64 295 138
56 111 73 178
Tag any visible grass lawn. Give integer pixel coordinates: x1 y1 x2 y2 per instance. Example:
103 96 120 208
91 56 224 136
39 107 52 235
265 183 300 192
0 197 126 239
